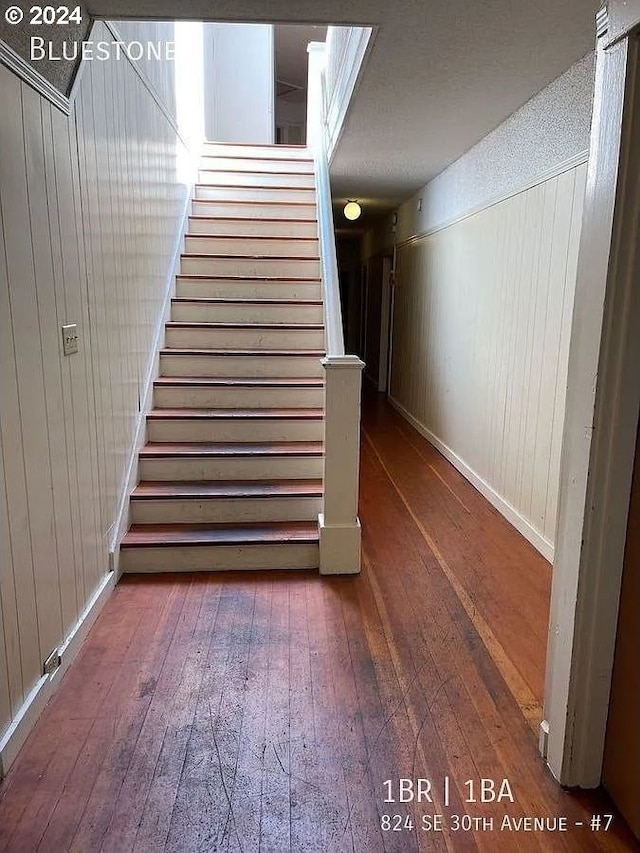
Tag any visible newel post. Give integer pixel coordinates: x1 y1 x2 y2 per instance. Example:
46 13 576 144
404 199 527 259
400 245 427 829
319 355 365 574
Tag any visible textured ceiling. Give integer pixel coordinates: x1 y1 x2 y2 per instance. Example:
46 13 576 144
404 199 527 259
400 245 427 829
87 0 599 211
329 0 599 211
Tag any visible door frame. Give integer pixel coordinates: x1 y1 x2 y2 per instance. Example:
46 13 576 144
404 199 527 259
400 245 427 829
377 255 393 392
542 8 640 786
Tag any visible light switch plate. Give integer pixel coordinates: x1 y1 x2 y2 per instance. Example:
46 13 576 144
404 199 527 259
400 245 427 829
61 323 79 356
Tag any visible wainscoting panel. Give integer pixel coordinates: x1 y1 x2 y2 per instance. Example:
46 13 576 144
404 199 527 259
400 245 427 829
390 162 587 557
0 20 187 765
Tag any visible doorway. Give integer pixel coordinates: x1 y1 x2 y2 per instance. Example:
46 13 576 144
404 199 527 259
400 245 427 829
362 252 393 392
274 24 327 145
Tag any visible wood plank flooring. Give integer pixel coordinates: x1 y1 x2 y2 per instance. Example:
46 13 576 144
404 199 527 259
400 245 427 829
1 395 638 852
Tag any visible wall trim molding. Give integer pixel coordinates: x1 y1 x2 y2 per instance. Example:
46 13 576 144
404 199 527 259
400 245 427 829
397 149 589 249
0 570 115 779
108 183 193 577
0 37 71 114
388 394 555 562
1 20 187 135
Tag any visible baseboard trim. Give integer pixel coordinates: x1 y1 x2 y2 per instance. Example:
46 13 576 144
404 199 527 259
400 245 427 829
108 183 193 578
0 570 115 779
388 395 554 562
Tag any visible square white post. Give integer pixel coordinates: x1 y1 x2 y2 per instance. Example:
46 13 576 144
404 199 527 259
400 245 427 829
319 355 365 574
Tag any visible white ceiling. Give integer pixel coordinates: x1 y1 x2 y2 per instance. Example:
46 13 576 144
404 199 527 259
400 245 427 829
87 0 599 212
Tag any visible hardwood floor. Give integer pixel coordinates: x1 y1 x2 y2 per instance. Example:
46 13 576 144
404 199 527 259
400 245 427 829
0 395 637 852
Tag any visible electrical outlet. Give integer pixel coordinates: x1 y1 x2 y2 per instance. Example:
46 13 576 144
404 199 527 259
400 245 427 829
43 648 61 676
61 323 79 356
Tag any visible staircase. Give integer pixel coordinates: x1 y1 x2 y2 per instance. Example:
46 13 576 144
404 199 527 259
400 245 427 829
120 143 325 573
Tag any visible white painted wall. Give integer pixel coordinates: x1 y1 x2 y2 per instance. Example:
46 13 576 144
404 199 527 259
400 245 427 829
373 55 595 559
0 19 189 773
203 23 274 144
112 19 178 120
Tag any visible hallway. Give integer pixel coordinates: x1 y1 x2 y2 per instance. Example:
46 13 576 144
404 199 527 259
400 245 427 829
0 397 635 852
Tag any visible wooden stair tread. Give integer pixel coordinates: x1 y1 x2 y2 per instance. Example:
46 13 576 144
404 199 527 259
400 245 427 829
188 215 318 224
199 147 310 153
195 183 315 190
132 479 323 499
200 155 312 161
191 200 316 211
122 520 319 548
171 297 322 306
160 348 325 357
147 407 324 419
203 141 308 148
198 170 314 176
181 253 320 261
165 321 323 330
175 274 321 282
185 234 317 242
140 441 324 458
153 377 324 387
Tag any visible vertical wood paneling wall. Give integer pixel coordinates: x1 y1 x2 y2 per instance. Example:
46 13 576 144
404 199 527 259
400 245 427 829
390 163 587 558
0 20 187 762
112 20 178 120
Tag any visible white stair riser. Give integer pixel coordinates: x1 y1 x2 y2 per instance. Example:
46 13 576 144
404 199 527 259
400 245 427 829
154 384 324 409
195 185 315 204
139 455 323 482
160 353 323 378
188 217 318 238
130 495 322 524
198 170 315 189
164 326 324 350
171 301 323 324
120 542 319 573
184 235 318 257
175 278 322 301
180 256 320 278
201 143 310 160
199 156 313 174
147 418 324 442
191 200 317 220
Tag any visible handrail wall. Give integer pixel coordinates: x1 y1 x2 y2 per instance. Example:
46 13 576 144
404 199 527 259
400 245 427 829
307 43 345 356
307 40 365 575
323 26 373 160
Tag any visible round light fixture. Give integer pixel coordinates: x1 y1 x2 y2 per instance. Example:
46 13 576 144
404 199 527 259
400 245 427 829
343 200 362 221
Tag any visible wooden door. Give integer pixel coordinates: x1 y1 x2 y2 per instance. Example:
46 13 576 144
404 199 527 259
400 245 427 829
602 420 640 839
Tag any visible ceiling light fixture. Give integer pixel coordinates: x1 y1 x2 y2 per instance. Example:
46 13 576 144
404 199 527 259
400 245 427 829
343 200 362 221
